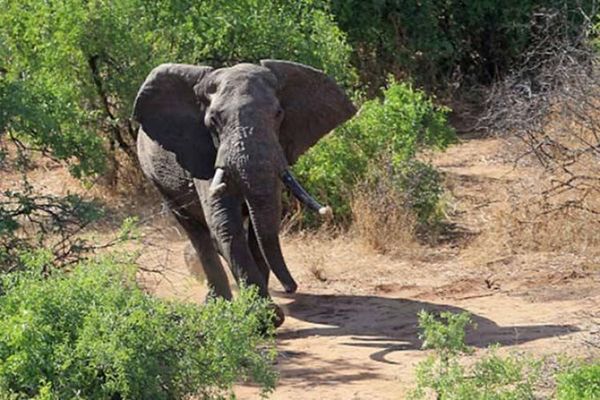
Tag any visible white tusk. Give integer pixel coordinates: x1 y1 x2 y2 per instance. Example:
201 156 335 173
280 169 333 217
318 206 333 217
210 168 226 196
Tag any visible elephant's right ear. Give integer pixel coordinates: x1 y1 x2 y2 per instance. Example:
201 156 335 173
133 63 213 138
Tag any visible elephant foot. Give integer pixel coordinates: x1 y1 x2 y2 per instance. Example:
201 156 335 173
259 303 285 335
271 303 285 328
283 280 298 294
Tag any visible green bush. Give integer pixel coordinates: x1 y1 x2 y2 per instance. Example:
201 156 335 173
0 0 354 179
417 311 474 360
411 311 541 400
0 258 277 399
329 0 597 91
0 70 107 178
556 362 600 399
391 160 445 226
592 12 600 53
294 78 455 225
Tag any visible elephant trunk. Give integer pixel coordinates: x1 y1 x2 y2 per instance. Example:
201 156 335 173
244 184 298 294
213 164 329 294
214 123 325 294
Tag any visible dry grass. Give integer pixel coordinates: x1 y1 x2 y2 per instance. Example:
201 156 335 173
430 130 600 272
283 228 332 283
470 15 600 257
500 99 600 256
448 142 600 269
498 171 600 256
350 179 425 258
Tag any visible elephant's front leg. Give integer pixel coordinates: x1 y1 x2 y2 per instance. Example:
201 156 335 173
248 218 271 287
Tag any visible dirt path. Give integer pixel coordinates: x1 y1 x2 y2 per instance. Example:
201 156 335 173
138 136 600 399
142 235 598 400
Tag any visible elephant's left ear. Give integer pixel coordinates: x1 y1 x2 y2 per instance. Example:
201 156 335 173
132 63 213 138
260 60 357 165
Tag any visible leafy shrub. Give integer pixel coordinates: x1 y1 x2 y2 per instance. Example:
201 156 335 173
417 311 474 360
0 71 107 178
394 160 445 225
0 258 277 399
556 362 600 399
411 311 541 400
294 79 455 226
0 0 354 180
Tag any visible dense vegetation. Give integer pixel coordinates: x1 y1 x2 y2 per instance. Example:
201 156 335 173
0 0 353 179
556 362 600 399
2 0 596 227
0 259 276 399
329 0 598 92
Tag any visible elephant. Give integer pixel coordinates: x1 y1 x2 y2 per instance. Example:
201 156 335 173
132 60 356 327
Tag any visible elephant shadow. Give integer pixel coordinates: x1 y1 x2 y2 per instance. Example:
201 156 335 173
275 292 579 364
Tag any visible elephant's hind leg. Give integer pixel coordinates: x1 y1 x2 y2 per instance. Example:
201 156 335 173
172 212 233 300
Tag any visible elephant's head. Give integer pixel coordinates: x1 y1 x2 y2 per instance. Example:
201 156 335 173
132 60 356 293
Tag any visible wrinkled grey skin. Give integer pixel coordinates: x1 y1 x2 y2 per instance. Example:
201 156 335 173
133 60 356 326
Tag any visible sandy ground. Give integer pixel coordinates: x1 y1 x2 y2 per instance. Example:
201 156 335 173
134 136 600 399
139 235 598 400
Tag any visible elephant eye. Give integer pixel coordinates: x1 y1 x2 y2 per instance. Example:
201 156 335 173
275 107 284 119
206 83 217 94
